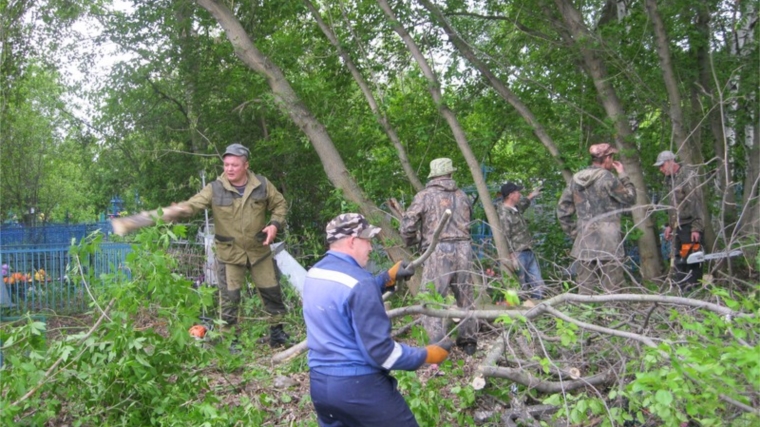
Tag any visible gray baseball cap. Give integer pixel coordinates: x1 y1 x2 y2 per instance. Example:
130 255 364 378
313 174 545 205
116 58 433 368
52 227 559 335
653 150 676 166
223 143 250 159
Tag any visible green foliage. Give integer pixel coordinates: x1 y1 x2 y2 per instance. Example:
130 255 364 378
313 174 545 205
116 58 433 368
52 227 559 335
395 358 478 426
620 289 760 426
0 225 234 426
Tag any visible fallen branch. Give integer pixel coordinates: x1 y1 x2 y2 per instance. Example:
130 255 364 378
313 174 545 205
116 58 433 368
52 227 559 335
273 293 752 368
382 209 451 300
482 365 615 394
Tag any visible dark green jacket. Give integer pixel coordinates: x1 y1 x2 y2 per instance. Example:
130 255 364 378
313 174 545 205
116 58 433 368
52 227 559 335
497 196 533 255
181 171 287 265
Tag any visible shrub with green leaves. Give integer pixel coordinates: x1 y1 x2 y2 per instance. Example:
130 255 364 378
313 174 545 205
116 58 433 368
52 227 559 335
0 224 253 426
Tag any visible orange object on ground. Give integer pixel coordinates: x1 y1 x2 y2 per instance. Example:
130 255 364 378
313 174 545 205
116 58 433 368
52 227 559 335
189 324 207 339
679 243 700 259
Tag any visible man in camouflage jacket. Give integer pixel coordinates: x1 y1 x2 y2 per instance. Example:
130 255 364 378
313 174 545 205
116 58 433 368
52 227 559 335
400 158 478 355
557 143 637 294
654 150 704 287
177 143 290 347
497 181 545 300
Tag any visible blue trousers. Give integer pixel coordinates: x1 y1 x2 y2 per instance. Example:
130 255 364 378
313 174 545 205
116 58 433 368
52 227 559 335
516 250 545 299
310 370 418 427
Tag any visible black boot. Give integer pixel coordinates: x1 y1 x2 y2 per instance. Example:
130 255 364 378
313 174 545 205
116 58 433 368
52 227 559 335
269 324 291 348
457 339 477 356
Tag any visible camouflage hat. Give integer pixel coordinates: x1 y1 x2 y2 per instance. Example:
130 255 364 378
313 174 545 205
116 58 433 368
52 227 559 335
428 158 457 178
325 213 382 244
589 143 618 158
653 150 676 166
223 143 250 159
500 182 524 197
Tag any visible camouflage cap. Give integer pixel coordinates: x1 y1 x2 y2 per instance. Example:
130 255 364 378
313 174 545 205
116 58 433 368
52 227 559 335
653 150 676 166
223 143 250 159
589 143 618 158
428 158 457 178
325 213 382 244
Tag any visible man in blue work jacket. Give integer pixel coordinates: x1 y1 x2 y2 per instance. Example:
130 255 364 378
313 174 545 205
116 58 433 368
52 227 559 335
303 213 452 427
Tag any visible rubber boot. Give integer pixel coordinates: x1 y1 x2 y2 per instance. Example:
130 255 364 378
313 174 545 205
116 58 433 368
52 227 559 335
269 324 291 348
456 338 477 356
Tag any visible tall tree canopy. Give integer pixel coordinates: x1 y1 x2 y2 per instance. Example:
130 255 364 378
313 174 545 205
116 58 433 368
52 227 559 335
2 0 757 273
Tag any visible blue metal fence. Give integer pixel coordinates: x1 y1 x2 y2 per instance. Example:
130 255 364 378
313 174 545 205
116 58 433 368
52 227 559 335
0 222 114 246
1 243 132 315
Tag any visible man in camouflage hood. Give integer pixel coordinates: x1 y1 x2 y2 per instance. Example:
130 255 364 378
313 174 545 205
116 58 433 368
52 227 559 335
400 158 478 355
654 150 704 287
557 143 636 294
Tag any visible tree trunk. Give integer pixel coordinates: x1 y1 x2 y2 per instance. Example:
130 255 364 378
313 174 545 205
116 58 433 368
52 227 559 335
175 0 204 155
733 6 759 266
195 0 412 265
645 0 716 252
553 0 663 280
375 0 511 268
303 0 424 192
644 0 699 164
689 2 734 251
738 125 759 268
419 0 573 184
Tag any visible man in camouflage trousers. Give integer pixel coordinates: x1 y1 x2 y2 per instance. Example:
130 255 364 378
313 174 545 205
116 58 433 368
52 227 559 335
654 150 704 288
400 158 478 355
498 181 545 300
557 143 637 294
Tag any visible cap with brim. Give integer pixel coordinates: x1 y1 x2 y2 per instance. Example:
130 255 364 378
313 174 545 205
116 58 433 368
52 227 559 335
500 182 524 197
326 213 382 244
223 143 250 159
653 150 676 166
589 143 619 158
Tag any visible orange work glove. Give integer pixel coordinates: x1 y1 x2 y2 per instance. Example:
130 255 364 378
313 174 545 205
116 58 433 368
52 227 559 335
424 341 452 364
386 261 414 289
189 324 207 339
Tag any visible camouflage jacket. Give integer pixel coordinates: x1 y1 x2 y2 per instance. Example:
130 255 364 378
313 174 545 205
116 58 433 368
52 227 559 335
497 196 533 255
181 170 287 264
400 177 472 250
557 166 636 261
664 164 704 232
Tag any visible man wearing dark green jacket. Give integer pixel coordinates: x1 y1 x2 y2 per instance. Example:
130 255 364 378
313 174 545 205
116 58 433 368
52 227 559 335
178 143 290 347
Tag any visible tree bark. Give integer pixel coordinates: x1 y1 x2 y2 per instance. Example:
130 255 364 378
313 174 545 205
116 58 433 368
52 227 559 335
375 0 512 268
194 0 411 263
552 0 663 280
645 0 716 251
303 0 424 192
418 0 573 184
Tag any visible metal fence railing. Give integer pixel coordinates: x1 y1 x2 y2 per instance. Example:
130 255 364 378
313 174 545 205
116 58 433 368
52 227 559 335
1 243 132 316
0 222 114 246
1 239 215 317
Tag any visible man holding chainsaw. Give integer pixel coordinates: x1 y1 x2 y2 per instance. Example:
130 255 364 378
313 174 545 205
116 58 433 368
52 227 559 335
654 150 704 287
303 213 450 427
175 143 291 347
400 158 478 356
